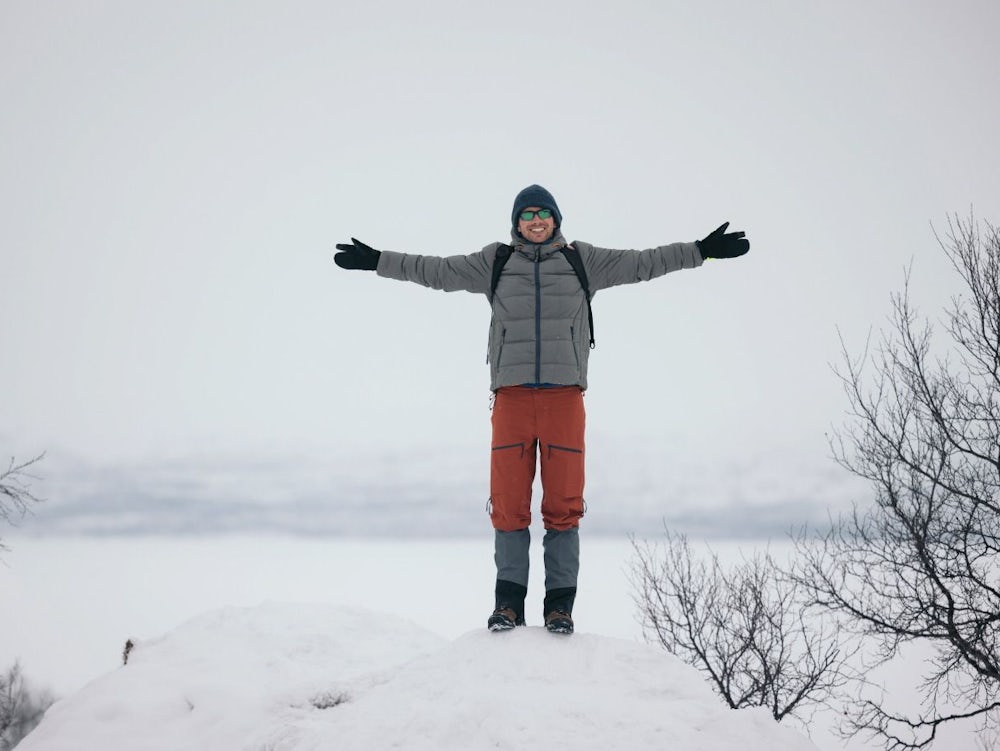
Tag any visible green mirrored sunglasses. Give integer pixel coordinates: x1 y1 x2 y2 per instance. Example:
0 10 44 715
519 209 553 221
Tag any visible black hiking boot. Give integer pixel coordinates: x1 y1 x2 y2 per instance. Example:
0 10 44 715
488 606 526 631
488 580 528 632
544 610 574 634
543 586 576 634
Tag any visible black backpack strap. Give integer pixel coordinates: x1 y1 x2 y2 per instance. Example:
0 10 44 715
560 246 596 349
490 243 513 302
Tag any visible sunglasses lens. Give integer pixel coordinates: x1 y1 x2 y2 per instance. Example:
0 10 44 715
519 209 552 221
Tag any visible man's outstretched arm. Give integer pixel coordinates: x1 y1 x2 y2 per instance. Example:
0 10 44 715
334 238 494 295
578 221 750 291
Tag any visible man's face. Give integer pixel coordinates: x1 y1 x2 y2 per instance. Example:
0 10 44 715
517 207 556 244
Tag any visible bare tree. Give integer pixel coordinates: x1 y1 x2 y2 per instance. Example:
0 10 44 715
0 662 53 751
0 453 44 554
0 454 51 749
794 216 1000 750
630 530 854 725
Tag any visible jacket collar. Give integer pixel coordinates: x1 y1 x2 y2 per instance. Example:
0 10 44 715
510 228 568 256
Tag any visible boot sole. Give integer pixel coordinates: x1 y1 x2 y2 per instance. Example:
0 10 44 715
545 620 574 634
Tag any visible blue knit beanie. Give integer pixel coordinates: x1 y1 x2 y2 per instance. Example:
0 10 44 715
511 184 562 228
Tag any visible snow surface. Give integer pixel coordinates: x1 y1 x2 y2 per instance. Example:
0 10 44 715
17 602 819 751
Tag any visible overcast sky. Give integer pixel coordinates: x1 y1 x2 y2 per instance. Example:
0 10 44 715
2 1 999 508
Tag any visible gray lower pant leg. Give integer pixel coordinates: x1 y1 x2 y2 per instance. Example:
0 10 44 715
543 527 580 591
494 528 531 587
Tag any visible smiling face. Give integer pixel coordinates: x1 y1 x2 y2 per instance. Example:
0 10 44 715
517 207 557 244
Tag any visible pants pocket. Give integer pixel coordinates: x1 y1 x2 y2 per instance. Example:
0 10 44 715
543 444 585 499
492 442 526 459
490 442 535 530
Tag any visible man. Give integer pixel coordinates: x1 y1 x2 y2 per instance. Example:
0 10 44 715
334 184 749 635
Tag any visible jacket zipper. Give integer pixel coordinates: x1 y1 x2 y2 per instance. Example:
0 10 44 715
488 327 506 365
534 249 542 384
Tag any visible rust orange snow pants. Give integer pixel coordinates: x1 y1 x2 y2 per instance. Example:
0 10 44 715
489 386 585 532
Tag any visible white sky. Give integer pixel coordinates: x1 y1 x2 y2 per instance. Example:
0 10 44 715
2 1 999 488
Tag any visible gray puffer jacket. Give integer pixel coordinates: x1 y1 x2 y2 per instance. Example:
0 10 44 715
376 229 703 390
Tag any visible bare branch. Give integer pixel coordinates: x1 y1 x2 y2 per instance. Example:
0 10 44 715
0 661 54 749
630 530 857 725
0 452 46 554
797 214 1000 749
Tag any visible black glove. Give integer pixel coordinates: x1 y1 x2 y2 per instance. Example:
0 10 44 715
696 222 750 259
334 238 381 271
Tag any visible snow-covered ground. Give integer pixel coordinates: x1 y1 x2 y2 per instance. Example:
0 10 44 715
0 535 991 750
14 601 822 751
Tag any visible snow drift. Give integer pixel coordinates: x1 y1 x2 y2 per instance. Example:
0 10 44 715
17 603 819 750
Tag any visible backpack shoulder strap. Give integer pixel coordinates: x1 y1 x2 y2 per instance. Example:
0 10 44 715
490 243 513 302
559 246 591 299
560 246 596 349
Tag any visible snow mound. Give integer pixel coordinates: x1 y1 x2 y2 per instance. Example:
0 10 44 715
18 603 819 751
